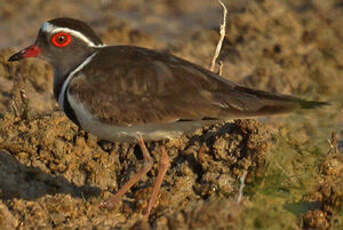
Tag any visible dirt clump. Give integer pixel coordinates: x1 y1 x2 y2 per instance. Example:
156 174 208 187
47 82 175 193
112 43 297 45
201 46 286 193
1 0 342 229
0 105 268 229
302 135 343 230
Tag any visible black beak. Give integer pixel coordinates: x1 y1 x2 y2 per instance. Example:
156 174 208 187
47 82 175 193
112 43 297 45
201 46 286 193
8 51 23 62
8 44 41 62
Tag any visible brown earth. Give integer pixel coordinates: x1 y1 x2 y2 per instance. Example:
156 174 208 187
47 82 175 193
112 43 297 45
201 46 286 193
0 0 343 229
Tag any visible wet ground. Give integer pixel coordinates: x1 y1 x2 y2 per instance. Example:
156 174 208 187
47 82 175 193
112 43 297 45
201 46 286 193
0 0 343 229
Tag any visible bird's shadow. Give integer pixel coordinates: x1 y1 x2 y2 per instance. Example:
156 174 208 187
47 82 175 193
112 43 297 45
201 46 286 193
0 150 101 201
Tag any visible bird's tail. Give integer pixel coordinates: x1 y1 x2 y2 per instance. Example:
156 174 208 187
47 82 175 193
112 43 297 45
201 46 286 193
297 99 329 109
226 86 330 117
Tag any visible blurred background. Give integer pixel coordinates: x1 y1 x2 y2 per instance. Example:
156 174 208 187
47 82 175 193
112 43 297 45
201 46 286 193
1 0 342 136
0 0 343 229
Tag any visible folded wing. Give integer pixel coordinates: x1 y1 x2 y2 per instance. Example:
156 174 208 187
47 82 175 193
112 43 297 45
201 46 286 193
68 46 328 126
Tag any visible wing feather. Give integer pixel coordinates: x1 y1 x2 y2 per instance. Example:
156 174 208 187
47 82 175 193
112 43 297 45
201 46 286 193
67 46 327 127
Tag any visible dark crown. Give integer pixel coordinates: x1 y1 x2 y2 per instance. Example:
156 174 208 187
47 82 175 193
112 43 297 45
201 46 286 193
48 17 103 46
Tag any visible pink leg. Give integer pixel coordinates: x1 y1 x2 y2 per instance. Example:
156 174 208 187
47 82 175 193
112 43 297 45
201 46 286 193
100 136 153 209
143 146 170 219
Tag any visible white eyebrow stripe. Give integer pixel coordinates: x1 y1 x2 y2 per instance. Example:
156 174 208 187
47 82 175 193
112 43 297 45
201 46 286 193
41 22 105 48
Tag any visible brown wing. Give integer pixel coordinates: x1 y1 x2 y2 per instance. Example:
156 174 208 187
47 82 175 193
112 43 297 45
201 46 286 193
67 46 327 126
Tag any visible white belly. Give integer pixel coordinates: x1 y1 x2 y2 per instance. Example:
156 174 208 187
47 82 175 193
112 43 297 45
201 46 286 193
67 92 222 143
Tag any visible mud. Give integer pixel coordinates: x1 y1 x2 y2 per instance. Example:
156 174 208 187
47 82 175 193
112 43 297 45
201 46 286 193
0 110 268 229
0 0 343 229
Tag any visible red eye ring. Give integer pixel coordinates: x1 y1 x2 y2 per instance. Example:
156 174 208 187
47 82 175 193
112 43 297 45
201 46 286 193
51 32 72 47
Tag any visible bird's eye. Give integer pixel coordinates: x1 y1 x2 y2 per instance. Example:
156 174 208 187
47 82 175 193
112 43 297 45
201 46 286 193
51 32 72 47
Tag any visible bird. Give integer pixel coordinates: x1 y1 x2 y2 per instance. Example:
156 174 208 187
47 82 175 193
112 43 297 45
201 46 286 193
8 17 328 218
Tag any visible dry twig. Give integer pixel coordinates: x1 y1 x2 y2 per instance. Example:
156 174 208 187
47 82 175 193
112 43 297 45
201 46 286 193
9 73 29 119
237 169 248 203
210 0 228 73
327 131 338 154
218 60 224 76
